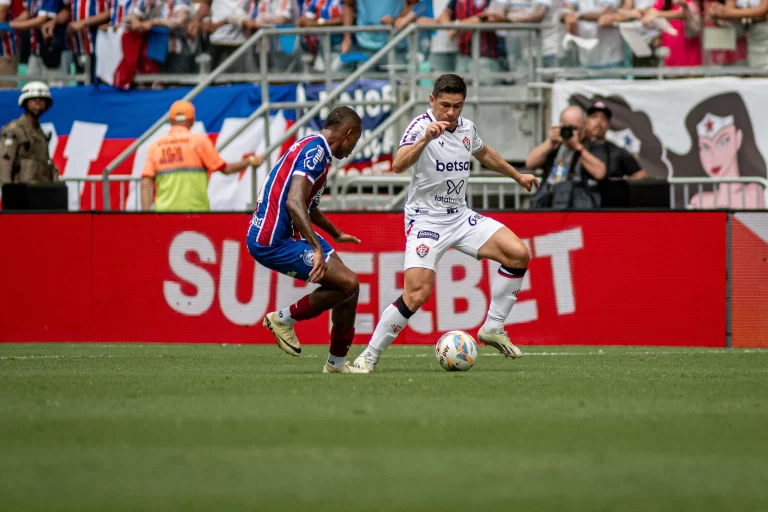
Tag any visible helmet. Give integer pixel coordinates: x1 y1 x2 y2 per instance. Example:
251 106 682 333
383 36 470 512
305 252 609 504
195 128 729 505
18 81 53 109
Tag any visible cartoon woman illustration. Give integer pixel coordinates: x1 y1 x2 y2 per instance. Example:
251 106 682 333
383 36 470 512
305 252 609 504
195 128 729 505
568 93 670 178
668 92 767 209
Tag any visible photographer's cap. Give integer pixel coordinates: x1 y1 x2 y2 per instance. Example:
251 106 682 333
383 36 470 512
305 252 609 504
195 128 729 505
587 101 612 120
170 100 195 122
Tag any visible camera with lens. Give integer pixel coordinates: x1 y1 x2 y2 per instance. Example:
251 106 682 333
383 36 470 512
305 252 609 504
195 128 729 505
559 124 576 141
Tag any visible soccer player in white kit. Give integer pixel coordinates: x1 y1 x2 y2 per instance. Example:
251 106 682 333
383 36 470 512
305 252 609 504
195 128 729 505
353 74 540 372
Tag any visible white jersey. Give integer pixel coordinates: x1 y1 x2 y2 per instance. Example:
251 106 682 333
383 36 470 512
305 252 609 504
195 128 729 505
399 109 484 217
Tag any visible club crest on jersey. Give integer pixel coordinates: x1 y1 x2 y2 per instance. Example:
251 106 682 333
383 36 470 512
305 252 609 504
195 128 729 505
416 244 430 258
417 230 440 241
302 249 315 266
462 137 471 152
468 213 485 226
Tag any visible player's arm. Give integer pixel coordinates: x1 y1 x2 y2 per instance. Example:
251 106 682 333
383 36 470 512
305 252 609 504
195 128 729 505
286 177 327 283
474 145 540 192
392 120 450 173
140 144 156 210
309 208 361 243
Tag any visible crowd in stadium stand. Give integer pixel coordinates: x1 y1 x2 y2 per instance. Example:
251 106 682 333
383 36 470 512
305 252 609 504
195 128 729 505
0 0 767 88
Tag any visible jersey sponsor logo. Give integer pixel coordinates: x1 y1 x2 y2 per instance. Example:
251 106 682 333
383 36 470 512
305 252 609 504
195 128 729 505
434 195 465 205
446 179 465 195
303 145 325 170
302 249 315 266
468 213 486 226
417 230 440 241
435 160 470 172
462 137 471 152
310 184 325 207
416 244 430 258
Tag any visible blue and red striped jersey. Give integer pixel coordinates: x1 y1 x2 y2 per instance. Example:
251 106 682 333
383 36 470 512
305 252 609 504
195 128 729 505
251 133 333 246
64 0 108 55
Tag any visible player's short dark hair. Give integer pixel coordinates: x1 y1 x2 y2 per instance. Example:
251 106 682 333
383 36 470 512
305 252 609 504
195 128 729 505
432 74 467 99
324 106 362 130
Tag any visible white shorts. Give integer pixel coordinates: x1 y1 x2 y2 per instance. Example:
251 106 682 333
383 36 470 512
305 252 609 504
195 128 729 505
403 209 505 271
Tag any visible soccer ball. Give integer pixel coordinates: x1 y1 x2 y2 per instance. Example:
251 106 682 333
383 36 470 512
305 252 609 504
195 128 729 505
435 331 478 372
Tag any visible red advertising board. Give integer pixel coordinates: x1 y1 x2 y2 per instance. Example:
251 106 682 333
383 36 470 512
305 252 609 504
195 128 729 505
0 212 726 347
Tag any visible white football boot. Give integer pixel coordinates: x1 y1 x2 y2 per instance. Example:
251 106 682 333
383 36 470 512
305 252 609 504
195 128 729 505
477 328 524 358
262 311 301 356
323 361 370 374
352 350 378 372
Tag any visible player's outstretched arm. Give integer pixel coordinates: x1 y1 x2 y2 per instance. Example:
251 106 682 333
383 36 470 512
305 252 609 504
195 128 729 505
393 121 451 173
474 145 540 192
286 177 327 282
309 208 361 244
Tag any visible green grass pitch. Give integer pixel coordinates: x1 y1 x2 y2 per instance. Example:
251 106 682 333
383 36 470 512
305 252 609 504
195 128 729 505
1 343 767 511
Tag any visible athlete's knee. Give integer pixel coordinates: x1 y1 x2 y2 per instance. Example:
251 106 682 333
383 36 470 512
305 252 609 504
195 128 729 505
500 239 530 268
403 281 433 311
338 272 360 301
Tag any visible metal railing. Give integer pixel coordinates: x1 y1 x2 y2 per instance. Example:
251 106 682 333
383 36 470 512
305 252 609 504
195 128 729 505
61 175 143 211
669 177 768 210
100 23 548 210
336 175 535 212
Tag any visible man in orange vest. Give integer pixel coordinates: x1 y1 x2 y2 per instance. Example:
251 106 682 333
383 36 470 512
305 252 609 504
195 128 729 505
141 100 264 211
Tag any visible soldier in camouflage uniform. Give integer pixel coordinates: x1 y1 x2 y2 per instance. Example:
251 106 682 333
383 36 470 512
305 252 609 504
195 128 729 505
0 82 59 187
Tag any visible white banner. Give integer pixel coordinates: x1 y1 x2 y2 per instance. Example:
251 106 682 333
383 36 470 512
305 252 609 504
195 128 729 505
552 77 768 208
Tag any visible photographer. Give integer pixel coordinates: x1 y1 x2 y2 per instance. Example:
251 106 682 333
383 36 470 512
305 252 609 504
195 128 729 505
526 105 607 209
585 101 648 180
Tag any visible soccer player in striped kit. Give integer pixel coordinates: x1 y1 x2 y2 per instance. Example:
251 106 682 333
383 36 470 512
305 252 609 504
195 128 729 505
247 106 368 374
353 74 539 372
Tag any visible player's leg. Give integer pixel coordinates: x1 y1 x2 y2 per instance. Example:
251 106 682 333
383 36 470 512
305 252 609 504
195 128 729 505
475 226 530 358
256 237 354 357
314 253 368 373
353 267 435 371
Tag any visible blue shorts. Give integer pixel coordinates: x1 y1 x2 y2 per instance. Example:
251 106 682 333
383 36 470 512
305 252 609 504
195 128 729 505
246 228 334 282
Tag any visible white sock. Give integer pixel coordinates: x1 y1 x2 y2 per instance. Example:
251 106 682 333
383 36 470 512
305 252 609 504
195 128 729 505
277 307 296 326
363 299 413 360
482 265 526 333
327 354 346 367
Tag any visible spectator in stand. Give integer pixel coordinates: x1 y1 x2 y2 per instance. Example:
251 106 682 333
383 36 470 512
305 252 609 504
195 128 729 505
141 100 265 211
127 0 193 73
414 0 457 72
297 0 343 71
109 0 134 25
11 0 66 78
562 0 625 68
0 0 24 87
584 101 647 179
188 0 254 73
702 0 748 66
641 0 702 66
417 0 500 76
341 0 407 69
482 0 563 68
598 0 660 67
240 0 297 71
58 0 110 78
710 0 768 68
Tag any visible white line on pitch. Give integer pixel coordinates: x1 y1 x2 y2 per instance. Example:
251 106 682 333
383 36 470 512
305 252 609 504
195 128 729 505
3 349 765 361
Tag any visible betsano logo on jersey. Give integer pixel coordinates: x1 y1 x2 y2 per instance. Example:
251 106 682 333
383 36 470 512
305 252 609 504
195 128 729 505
435 160 470 172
